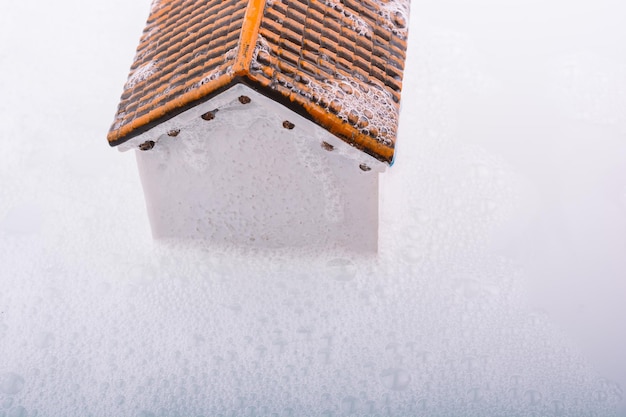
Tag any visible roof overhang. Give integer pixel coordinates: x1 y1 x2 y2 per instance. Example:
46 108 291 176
120 83 388 173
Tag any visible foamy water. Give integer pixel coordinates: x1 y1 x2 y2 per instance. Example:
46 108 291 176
0 0 624 416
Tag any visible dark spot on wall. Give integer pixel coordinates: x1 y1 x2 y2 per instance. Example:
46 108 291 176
139 140 155 151
321 141 334 151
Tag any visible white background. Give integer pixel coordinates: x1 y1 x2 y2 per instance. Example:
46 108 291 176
0 0 624 416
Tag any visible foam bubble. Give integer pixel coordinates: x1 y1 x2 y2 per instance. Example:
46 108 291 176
250 20 401 148
378 1 410 36
3 0 626 416
0 373 24 395
306 74 398 147
124 62 158 90
7 406 27 417
34 332 55 349
380 368 411 391
322 0 372 36
326 258 357 281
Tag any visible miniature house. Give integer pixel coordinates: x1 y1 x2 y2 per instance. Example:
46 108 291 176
108 0 409 252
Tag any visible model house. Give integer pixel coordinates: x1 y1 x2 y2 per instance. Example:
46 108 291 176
108 0 409 252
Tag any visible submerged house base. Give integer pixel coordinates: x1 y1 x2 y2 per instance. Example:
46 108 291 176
128 85 384 252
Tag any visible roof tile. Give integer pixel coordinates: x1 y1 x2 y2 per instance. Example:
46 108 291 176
109 0 409 163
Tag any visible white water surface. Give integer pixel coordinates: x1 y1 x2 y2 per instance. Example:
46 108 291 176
0 0 625 416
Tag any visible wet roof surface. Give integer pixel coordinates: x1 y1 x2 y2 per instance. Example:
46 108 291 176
108 0 409 163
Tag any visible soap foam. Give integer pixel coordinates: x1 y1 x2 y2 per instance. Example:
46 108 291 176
0 0 625 416
124 61 158 90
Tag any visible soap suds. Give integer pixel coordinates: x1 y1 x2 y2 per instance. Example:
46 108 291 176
1 0 625 415
124 61 158 90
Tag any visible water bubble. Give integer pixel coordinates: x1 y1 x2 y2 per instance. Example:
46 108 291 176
551 400 565 415
326 258 356 281
256 345 267 358
34 332 54 349
510 375 522 387
0 373 24 395
7 407 26 417
272 337 288 354
524 389 543 406
329 99 342 114
347 110 359 125
608 381 624 400
467 387 483 403
592 390 608 402
380 368 411 391
318 348 332 364
341 396 358 414
296 326 313 340
339 83 353 95
385 342 400 354
392 11 407 28
1 398 13 409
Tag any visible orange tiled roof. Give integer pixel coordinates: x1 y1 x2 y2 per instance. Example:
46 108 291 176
108 0 409 163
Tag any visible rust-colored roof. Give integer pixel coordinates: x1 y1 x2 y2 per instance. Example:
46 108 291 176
108 0 409 163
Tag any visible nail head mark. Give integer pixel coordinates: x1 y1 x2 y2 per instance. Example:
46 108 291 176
167 129 180 137
139 140 155 151
359 163 371 172
239 95 251 104
282 120 295 130
201 111 215 121
321 141 334 151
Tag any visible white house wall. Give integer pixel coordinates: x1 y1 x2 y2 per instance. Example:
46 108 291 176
134 85 382 252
